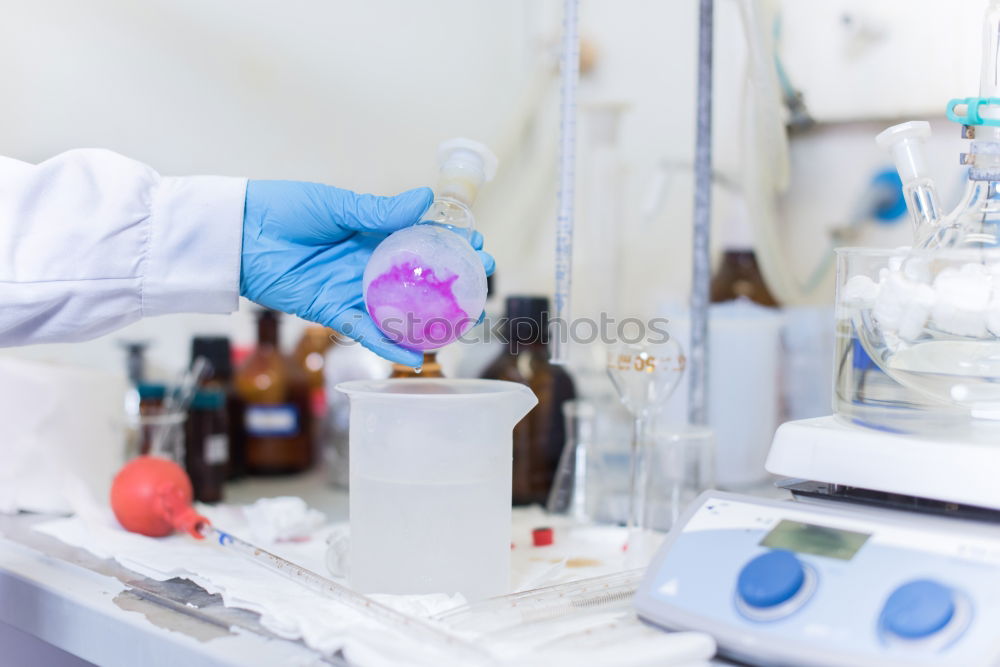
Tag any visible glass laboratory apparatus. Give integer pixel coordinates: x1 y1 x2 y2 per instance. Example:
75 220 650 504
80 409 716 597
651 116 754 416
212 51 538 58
606 339 685 548
363 139 497 352
837 0 1000 433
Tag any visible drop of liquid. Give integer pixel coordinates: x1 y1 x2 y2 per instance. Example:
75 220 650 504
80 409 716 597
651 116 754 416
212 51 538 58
413 366 423 375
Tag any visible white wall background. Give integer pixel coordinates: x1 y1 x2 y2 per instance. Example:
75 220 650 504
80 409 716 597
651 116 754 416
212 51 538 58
0 0 989 379
0 0 554 376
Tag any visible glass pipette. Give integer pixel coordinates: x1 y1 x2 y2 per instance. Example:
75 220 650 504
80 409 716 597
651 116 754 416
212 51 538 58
197 523 492 665
552 0 580 365
433 568 643 634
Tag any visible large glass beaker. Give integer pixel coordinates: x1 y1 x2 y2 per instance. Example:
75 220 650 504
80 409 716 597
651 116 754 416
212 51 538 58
835 246 1000 432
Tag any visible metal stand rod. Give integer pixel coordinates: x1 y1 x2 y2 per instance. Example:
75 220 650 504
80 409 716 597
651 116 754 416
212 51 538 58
689 0 714 426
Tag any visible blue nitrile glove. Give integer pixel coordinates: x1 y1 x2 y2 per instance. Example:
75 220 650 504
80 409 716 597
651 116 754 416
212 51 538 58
240 181 496 366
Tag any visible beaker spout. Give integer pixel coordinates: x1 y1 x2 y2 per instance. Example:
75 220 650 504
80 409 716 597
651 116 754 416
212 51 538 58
503 384 539 424
875 121 942 243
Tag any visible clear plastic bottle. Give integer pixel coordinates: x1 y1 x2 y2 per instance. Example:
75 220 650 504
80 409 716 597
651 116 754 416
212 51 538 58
363 139 497 352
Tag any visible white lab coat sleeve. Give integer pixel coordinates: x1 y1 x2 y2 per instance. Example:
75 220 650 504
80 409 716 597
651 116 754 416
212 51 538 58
0 149 246 345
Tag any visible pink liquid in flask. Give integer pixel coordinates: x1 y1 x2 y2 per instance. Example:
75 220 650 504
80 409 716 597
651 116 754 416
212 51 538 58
365 251 477 351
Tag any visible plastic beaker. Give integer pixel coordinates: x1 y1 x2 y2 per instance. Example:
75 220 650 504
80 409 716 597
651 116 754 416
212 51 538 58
336 379 537 601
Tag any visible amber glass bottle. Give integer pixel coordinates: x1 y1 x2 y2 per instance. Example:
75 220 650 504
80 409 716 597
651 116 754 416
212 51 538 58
293 326 335 422
235 310 313 474
390 352 444 378
481 296 576 506
184 388 228 503
191 336 246 480
709 251 779 306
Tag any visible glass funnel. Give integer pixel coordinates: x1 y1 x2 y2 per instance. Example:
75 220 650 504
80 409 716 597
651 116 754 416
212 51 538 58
605 341 685 544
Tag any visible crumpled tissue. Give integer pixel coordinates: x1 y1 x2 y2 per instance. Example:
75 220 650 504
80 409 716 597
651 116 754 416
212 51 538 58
244 496 325 544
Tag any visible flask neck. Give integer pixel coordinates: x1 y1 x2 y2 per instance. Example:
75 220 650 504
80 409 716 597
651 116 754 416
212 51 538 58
436 176 481 208
903 178 942 247
418 197 477 240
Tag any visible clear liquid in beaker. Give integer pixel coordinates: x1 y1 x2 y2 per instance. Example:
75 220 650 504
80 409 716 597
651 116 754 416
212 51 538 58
349 473 510 600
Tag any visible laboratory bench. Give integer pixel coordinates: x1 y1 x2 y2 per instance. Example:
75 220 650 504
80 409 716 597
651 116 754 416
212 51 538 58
0 470 777 666
0 470 345 667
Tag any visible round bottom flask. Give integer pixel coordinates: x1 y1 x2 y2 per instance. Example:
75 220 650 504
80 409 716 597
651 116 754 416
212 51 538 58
363 225 486 350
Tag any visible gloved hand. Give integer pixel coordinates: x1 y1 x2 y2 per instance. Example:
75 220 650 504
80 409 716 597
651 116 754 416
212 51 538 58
240 180 495 366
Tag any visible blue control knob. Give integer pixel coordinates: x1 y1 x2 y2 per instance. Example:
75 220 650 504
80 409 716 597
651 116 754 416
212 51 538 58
737 549 805 608
882 580 956 639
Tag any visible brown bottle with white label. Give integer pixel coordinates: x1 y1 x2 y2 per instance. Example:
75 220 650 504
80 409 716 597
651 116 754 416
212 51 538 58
184 388 228 502
235 310 313 474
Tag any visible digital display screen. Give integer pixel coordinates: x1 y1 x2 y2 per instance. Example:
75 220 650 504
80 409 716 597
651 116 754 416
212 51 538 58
760 520 870 560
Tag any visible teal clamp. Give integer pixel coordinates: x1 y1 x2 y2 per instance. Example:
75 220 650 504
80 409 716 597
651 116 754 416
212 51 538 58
947 97 1000 127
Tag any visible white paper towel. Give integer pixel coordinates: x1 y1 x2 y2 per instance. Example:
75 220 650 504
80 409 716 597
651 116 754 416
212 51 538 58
35 503 715 666
0 357 125 514
35 503 464 666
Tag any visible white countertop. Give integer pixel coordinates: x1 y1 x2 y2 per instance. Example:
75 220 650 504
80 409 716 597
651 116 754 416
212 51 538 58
0 470 776 666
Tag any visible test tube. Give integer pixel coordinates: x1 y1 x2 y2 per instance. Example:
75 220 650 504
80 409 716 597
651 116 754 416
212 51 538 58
552 0 580 365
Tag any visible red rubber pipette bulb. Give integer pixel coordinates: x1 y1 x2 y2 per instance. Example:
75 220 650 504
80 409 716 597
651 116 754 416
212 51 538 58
110 456 209 538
